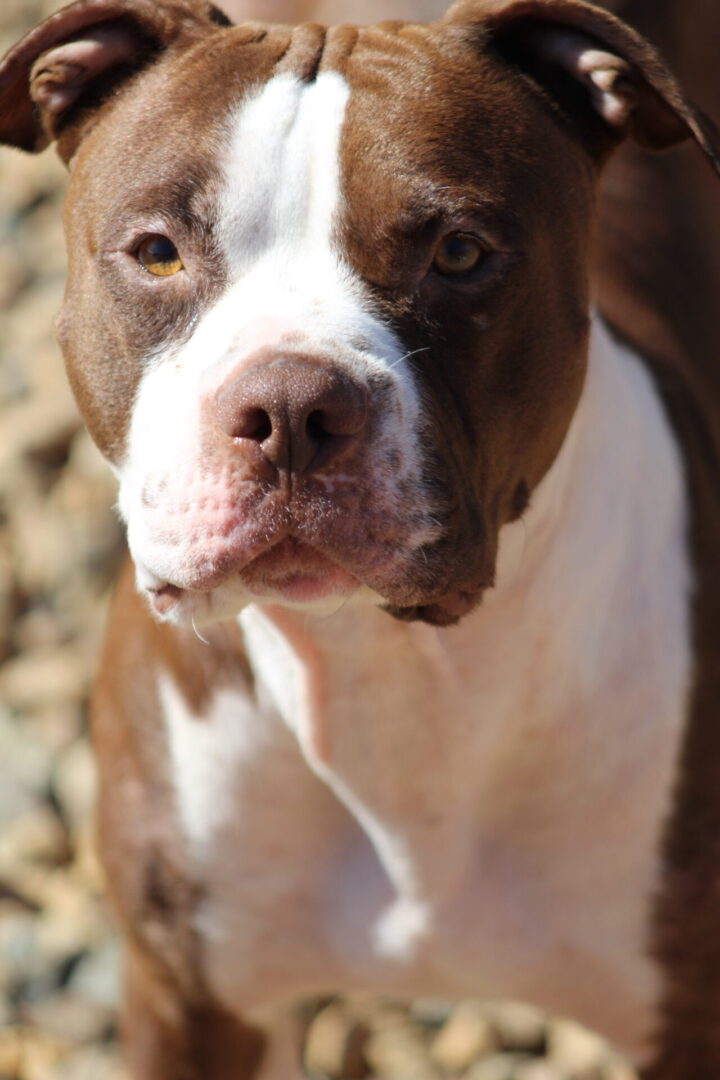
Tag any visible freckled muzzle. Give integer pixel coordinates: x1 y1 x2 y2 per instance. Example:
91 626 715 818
125 346 455 622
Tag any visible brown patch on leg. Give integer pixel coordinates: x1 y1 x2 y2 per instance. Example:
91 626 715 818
123 945 267 1080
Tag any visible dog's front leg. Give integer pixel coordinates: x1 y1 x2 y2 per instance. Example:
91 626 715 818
639 929 720 1076
122 944 268 1080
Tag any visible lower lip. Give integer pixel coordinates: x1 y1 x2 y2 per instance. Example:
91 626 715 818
245 566 357 604
146 542 358 611
147 583 184 615
242 541 358 603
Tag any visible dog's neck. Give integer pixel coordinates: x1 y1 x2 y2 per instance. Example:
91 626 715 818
493 313 689 610
239 314 691 891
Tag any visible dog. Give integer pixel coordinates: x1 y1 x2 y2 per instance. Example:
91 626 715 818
1 0 719 1076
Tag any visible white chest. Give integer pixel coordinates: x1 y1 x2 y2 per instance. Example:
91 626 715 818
162 321 692 1060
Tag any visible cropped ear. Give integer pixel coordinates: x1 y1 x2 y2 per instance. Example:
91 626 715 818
445 0 720 175
0 0 232 162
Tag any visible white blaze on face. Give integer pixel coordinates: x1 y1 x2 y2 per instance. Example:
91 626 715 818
220 71 350 275
115 71 427 614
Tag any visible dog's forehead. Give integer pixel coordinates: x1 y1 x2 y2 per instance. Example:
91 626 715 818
72 16 550 223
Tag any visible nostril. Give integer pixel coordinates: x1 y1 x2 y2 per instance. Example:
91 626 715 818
306 410 329 442
229 407 273 442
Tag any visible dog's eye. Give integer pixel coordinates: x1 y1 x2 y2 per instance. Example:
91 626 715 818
432 232 486 276
136 235 184 277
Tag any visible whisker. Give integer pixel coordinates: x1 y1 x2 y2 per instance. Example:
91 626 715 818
388 346 431 371
192 617 211 645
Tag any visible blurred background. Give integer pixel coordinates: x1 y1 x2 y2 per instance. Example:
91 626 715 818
2 0 716 1076
1 1 125 1077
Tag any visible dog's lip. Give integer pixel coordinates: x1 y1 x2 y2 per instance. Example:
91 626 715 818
240 538 359 603
146 581 185 615
145 538 359 611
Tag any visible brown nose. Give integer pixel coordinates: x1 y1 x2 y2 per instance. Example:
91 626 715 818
214 356 369 475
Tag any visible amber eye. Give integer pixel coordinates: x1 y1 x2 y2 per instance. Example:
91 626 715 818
136 235 184 277
432 232 486 276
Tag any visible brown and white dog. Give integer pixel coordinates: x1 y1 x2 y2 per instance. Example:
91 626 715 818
1 0 720 1076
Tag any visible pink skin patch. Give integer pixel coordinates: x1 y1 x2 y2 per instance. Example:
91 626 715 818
241 538 359 603
31 27 140 115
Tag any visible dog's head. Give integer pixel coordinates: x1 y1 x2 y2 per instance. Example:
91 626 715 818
1 0 718 626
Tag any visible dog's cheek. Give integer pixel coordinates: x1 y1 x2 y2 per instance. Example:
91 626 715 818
57 288 139 466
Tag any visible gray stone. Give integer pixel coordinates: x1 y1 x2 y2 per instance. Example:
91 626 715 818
22 989 115 1044
467 1052 531 1080
68 939 122 1011
52 737 98 832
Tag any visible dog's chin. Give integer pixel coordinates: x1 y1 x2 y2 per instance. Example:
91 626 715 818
140 539 366 626
384 589 484 628
138 536 491 630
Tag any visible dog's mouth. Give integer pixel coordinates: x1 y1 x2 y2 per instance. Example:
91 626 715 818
239 537 359 603
146 535 360 617
135 467 492 627
144 531 489 629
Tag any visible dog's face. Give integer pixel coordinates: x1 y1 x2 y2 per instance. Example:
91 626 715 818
61 19 595 627
1 0 716 626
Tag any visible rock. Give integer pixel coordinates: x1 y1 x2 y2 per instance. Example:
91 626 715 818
68 939 122 1012
0 246 30 308
0 1027 71 1080
21 990 115 1045
69 818 107 895
52 738 98 833
485 1002 548 1055
0 393 79 477
410 999 453 1028
467 1052 531 1080
304 1001 370 1079
0 765 37 832
547 1019 609 1074
0 907 41 987
430 1001 500 1072
0 713 54 824
0 1028 22 1077
365 1019 435 1079
514 1060 569 1080
11 501 95 606
0 547 19 663
33 874 112 961
602 1060 638 1080
0 646 88 712
13 607 72 653
52 1044 127 1080
0 803 69 867
21 705 83 755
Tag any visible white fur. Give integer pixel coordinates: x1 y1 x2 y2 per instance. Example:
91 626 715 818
116 72 428 617
162 316 692 1063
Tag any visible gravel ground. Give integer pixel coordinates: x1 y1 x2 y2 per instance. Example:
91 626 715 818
0 2 639 1077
